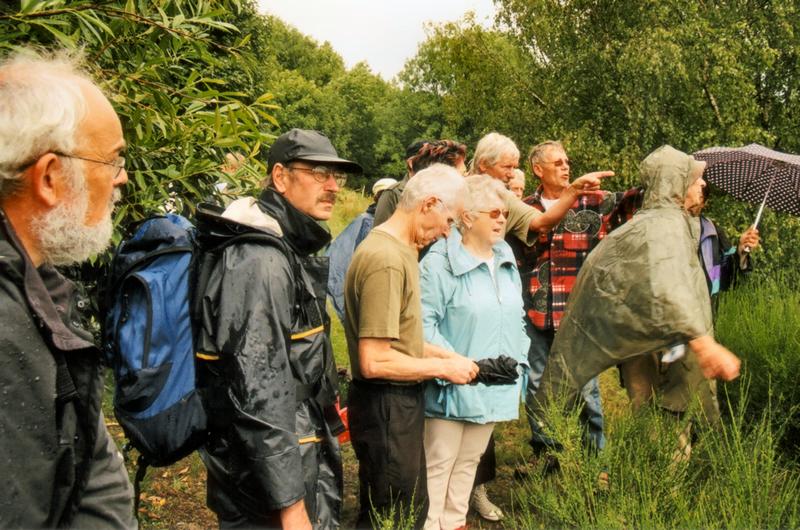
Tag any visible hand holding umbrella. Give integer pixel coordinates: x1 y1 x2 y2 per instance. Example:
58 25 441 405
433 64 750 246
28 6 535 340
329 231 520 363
738 227 760 254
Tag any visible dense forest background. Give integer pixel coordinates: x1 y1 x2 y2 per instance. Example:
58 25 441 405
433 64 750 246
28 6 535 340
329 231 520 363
1 0 799 278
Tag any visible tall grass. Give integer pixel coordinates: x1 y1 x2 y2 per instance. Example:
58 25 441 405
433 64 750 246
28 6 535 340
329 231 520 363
512 397 800 529
715 276 800 452
328 187 372 237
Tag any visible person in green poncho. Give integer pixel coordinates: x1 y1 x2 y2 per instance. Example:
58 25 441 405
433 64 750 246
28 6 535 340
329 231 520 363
528 145 741 452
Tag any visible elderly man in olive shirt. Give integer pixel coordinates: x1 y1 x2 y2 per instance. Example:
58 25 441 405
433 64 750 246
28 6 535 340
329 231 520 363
344 164 479 530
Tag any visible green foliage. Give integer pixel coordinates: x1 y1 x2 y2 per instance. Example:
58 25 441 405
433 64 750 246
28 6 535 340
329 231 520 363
716 278 800 452
401 1 800 279
514 398 800 528
0 0 276 234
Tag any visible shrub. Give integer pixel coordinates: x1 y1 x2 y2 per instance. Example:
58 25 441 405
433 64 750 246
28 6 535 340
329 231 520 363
715 277 800 453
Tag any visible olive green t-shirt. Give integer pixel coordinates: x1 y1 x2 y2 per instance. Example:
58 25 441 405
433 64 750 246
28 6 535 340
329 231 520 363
505 191 542 245
344 229 424 381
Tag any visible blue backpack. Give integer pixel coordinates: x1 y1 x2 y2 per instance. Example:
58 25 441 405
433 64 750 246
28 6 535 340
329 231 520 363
103 214 207 468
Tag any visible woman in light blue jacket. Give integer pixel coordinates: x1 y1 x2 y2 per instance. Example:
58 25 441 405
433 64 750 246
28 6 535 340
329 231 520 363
419 175 530 530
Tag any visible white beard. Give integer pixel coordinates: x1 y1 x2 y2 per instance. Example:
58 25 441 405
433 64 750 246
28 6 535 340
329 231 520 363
32 165 119 266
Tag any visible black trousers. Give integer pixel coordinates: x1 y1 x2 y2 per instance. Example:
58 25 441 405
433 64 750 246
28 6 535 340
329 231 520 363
348 380 429 530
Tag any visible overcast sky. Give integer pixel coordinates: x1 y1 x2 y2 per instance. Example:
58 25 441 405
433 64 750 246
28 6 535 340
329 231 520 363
256 0 497 81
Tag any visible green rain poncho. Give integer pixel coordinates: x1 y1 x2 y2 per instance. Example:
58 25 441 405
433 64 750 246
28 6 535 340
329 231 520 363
532 145 712 404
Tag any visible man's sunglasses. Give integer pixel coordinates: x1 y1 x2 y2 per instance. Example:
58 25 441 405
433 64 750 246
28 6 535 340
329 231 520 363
542 158 570 167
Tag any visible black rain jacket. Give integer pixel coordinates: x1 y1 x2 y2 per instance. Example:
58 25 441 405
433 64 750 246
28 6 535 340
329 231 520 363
0 210 103 527
195 189 343 528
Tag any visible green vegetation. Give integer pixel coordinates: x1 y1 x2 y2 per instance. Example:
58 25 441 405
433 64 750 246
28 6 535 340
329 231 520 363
716 277 800 453
4 1 799 527
3 1 798 281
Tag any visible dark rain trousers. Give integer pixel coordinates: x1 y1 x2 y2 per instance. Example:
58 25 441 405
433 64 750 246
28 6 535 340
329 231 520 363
349 380 429 530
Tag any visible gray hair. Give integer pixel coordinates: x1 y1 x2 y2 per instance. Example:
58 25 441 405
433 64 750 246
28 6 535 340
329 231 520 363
459 174 510 228
0 49 93 197
468 132 520 175
510 168 526 185
399 163 466 212
528 140 565 167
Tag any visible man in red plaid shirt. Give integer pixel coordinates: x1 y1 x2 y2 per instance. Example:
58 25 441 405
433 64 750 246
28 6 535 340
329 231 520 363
516 140 641 456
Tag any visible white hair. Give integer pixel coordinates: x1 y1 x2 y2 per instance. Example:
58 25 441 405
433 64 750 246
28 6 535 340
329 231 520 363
0 49 92 197
468 132 520 174
460 174 510 228
399 163 465 212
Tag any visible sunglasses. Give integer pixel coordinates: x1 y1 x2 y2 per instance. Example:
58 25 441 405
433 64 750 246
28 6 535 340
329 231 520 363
542 158 570 167
478 208 510 219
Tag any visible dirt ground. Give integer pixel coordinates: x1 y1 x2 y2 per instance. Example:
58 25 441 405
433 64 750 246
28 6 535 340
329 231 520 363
111 370 629 529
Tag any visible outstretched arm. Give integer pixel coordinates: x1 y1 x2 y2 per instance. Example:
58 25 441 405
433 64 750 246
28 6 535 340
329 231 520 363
529 171 615 232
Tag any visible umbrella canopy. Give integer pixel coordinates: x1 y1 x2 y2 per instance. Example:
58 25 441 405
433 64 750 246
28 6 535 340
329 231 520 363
693 143 800 216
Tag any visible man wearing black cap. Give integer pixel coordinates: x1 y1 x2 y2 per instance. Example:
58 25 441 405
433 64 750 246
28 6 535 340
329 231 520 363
196 129 361 529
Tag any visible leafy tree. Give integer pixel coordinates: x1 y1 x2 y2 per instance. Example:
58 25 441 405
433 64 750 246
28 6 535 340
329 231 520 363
1 0 276 231
401 1 800 280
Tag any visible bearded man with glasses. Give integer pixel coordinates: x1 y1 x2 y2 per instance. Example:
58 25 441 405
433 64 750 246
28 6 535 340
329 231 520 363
0 50 134 528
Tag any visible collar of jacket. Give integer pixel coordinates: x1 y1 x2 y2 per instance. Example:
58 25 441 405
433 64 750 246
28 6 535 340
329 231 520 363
0 209 95 352
531 184 545 205
257 188 331 257
443 228 516 277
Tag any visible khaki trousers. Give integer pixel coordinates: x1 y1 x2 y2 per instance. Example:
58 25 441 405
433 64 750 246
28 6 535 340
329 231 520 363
423 418 494 530
619 350 721 424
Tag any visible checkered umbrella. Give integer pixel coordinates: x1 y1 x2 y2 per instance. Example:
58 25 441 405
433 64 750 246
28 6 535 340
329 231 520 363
693 143 800 220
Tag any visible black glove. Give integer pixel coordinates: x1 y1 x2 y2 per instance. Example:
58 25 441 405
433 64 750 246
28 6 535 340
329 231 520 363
471 355 519 386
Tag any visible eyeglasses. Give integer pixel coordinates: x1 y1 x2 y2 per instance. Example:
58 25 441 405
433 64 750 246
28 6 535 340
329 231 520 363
288 164 348 187
478 208 510 219
55 151 126 180
432 197 455 224
542 158 570 167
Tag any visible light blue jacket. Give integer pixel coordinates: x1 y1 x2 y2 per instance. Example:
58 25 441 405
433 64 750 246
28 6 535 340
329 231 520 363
420 229 530 424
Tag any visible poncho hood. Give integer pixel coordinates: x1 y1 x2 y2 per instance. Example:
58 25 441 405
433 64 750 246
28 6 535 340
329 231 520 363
640 144 705 210
549 145 712 389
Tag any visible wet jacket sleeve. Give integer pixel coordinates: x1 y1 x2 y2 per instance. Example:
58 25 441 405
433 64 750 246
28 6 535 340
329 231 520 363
715 222 751 291
419 252 459 354
210 243 305 510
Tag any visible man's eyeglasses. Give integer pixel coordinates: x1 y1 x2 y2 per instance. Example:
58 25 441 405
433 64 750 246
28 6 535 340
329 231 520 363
542 158 570 168
478 208 510 219
287 164 348 187
55 151 126 180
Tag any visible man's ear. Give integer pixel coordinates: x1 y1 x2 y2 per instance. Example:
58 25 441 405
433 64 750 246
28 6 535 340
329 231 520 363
27 153 64 208
271 163 289 193
421 196 438 213
531 161 544 179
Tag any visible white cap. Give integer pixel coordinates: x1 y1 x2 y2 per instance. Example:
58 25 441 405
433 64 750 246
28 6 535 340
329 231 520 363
372 177 398 196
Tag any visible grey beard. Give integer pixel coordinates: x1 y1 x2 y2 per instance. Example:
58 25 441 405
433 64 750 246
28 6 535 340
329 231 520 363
32 170 119 266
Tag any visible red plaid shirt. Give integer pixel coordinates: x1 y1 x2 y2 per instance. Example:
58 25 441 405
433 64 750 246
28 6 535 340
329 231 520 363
514 186 642 331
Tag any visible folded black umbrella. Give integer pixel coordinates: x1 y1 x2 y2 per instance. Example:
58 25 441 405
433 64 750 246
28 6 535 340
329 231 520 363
471 355 519 386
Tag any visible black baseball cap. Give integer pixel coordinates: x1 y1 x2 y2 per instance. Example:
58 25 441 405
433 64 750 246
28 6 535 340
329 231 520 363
268 129 362 174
